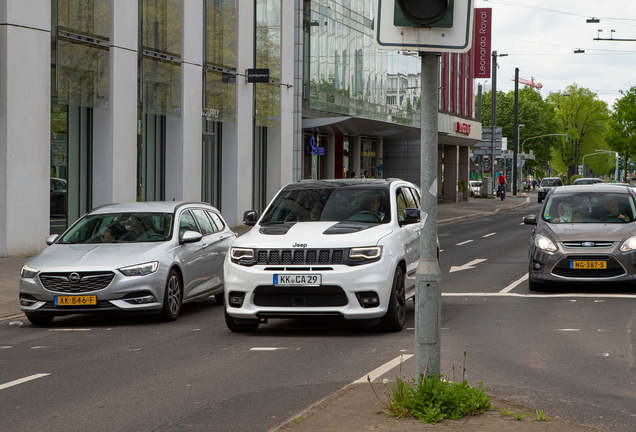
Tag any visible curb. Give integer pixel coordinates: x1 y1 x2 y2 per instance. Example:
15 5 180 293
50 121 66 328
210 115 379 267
439 196 530 225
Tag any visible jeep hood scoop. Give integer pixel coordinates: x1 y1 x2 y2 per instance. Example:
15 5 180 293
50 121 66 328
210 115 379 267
322 221 376 234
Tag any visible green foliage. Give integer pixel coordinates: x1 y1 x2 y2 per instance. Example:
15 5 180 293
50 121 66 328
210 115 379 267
384 374 491 424
292 416 304 424
535 409 548 421
458 180 467 192
547 84 609 181
569 174 581 185
606 87 636 171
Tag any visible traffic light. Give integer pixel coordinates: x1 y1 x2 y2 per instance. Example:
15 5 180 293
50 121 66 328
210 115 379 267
618 158 624 170
394 0 454 28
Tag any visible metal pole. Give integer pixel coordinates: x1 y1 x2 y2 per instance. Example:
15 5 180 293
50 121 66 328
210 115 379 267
415 52 442 379
491 51 497 197
513 67 519 195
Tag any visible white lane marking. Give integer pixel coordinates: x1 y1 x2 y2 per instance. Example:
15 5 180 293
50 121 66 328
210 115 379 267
456 240 473 246
558 329 580 332
30 346 48 349
482 232 496 238
250 347 285 351
0 346 13 349
0 373 50 391
47 329 91 332
500 273 529 293
449 259 487 273
442 293 636 298
353 354 414 384
519 222 524 225
439 249 444 252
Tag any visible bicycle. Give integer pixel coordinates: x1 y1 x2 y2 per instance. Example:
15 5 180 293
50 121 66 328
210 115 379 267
498 183 506 201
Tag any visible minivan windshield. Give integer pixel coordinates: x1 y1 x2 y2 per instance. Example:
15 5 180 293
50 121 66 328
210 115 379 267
260 187 392 224
541 178 562 187
59 213 174 243
543 192 636 224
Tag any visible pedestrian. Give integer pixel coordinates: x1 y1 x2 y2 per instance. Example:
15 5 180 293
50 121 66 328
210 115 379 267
532 179 537 191
363 170 369 178
350 172 358 179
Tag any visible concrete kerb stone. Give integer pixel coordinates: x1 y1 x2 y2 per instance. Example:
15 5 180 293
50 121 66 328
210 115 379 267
438 195 530 225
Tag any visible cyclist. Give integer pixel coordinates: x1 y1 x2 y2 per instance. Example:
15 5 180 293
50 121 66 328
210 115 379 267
497 173 507 200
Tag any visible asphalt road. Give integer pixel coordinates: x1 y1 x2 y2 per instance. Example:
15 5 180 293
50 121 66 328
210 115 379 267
1 198 635 432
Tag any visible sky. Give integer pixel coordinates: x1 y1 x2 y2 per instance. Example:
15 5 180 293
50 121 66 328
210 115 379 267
473 0 636 108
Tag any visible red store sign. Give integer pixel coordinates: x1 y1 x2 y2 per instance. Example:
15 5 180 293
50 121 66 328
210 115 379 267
456 122 471 135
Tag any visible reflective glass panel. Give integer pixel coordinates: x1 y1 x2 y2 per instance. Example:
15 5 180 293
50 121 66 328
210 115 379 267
141 57 182 116
57 0 110 39
255 0 281 128
57 39 110 108
141 0 182 57
205 0 237 68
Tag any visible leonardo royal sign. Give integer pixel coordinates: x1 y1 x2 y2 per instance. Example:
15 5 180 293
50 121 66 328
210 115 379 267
473 8 491 79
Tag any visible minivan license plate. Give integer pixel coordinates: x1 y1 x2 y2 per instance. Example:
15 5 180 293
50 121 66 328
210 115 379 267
274 274 321 286
569 261 607 269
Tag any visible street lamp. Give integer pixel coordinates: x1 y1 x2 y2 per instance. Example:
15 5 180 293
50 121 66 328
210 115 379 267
594 149 620 181
490 51 507 197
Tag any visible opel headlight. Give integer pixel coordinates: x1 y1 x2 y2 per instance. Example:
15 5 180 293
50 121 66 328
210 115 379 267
535 235 557 252
119 261 158 276
348 246 382 265
620 236 636 252
230 247 256 265
20 265 39 279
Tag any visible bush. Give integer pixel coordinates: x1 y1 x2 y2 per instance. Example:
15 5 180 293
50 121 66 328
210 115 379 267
458 180 467 193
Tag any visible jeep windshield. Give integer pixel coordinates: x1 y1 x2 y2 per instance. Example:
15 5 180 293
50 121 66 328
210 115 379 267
260 187 392 224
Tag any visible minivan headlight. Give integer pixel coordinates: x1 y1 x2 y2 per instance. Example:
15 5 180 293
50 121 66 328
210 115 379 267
348 246 382 265
535 235 557 252
620 236 636 252
119 261 158 276
230 247 256 265
21 265 39 279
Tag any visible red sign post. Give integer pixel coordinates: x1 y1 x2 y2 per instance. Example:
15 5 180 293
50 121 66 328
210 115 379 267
473 8 492 79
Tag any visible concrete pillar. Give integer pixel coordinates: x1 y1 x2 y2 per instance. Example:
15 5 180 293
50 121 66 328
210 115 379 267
222 3 254 227
437 147 443 199
266 126 281 202
459 146 470 201
444 145 458 203
165 0 203 202
279 4 295 188
0 2 50 257
325 134 335 178
93 0 138 207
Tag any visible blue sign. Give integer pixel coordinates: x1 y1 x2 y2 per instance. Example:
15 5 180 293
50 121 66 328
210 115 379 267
310 137 325 156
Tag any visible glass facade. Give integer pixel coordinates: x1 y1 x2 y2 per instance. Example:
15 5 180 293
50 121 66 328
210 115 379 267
255 0 281 128
307 0 419 126
204 0 237 123
51 0 107 233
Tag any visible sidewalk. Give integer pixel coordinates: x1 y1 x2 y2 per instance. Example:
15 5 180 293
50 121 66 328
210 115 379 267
273 381 601 432
0 194 530 322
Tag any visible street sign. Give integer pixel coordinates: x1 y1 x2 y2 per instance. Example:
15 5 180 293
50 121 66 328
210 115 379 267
472 148 503 158
374 0 474 53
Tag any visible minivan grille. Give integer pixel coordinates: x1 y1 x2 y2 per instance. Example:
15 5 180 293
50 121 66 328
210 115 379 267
562 241 614 248
551 255 625 278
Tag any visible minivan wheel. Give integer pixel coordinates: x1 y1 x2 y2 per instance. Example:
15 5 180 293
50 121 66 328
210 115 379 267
160 269 182 321
376 266 406 332
224 308 259 333
26 314 54 326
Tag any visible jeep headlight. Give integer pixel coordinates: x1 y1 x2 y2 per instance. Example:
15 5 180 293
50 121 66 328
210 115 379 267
620 236 636 252
535 235 557 252
230 247 256 265
348 246 382 265
20 265 39 279
119 261 158 276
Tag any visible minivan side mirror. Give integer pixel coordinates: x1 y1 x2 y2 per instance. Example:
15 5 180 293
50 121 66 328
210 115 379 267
399 208 420 226
243 210 259 226
523 214 537 225
181 231 203 244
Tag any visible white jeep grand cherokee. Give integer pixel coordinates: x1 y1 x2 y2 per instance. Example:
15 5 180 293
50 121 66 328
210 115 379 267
224 179 423 333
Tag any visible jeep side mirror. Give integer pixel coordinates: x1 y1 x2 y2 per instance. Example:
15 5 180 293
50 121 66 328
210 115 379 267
399 208 420 226
243 210 258 226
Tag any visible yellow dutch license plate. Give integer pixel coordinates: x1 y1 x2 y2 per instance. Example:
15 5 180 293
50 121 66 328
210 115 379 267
569 261 607 269
55 295 97 306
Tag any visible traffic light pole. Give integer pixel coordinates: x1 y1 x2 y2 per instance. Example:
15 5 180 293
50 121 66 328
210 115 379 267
415 52 442 379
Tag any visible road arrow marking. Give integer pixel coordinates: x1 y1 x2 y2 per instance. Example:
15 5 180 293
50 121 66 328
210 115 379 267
449 259 487 273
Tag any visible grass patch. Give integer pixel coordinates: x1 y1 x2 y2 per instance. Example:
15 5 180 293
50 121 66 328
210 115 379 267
370 353 491 424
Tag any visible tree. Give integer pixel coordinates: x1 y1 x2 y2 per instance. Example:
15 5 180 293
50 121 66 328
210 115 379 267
606 87 636 181
546 84 609 181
